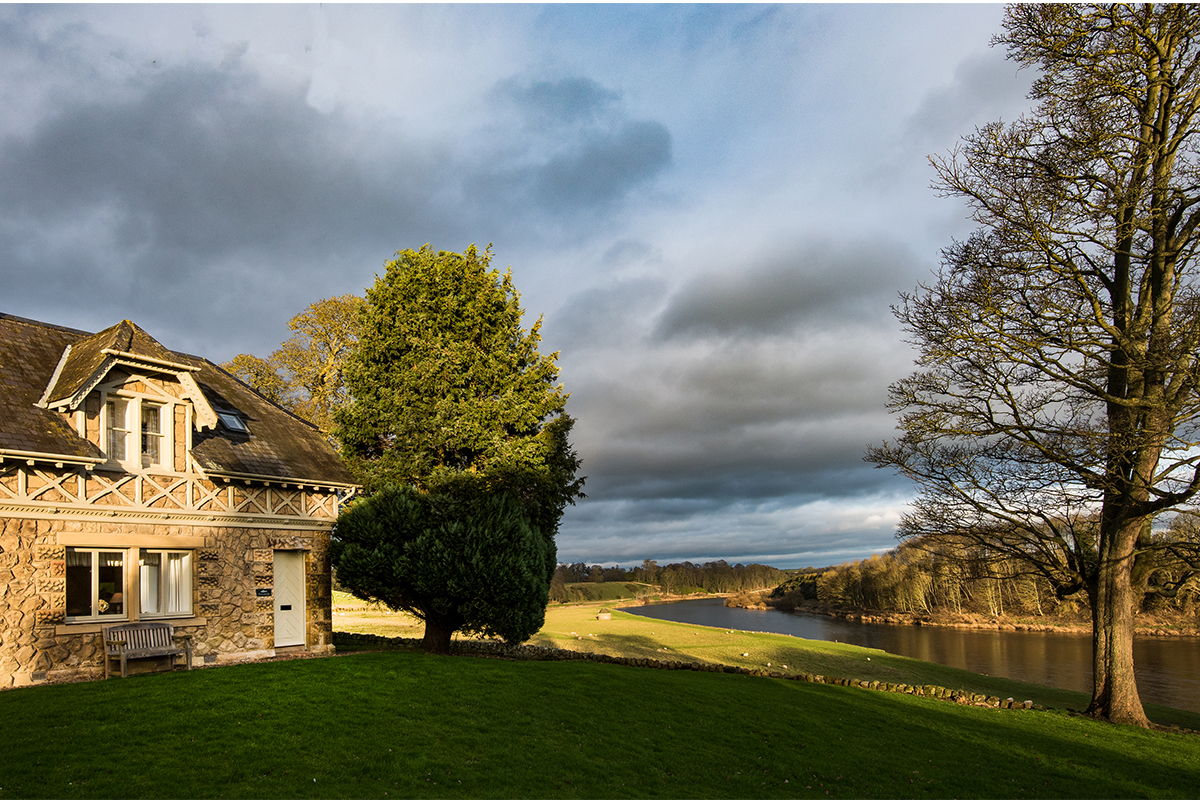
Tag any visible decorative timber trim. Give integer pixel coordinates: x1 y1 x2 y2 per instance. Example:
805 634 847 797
100 347 201 373
36 344 72 408
0 463 344 529
0 449 105 467
201 468 359 494
178 371 218 430
56 353 119 411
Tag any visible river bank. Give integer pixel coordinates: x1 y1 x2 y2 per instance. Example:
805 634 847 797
725 591 1200 637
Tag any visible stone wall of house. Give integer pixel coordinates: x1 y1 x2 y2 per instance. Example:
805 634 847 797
0 514 333 688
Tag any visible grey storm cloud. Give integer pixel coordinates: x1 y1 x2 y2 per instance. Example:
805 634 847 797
533 120 671 209
657 239 916 339
472 76 672 216
0 69 430 261
0 3 1022 567
0 52 671 354
549 276 668 348
902 48 1036 151
554 237 919 546
563 490 906 566
0 63 450 349
495 76 619 128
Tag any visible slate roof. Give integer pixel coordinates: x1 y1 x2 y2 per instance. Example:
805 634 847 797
42 319 195 408
0 313 355 487
0 315 101 461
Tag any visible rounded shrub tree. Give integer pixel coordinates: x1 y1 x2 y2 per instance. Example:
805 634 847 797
331 481 554 653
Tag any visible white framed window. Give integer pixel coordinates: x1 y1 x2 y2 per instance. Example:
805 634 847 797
103 393 173 470
105 398 130 461
65 548 126 621
141 402 164 468
139 550 193 618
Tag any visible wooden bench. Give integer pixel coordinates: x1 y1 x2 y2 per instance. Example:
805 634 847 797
103 621 193 679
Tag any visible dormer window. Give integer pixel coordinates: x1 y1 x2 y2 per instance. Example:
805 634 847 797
141 402 164 467
217 411 248 433
103 393 172 470
106 398 130 461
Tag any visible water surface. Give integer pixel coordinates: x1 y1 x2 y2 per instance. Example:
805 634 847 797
625 597 1200 713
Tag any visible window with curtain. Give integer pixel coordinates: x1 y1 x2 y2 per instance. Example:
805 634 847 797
139 550 192 617
105 398 129 461
141 403 163 467
65 548 125 621
103 394 172 469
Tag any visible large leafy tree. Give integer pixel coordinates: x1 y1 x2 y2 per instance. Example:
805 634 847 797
868 4 1200 727
275 294 366 438
221 352 293 409
331 482 554 653
333 244 584 652
222 294 364 439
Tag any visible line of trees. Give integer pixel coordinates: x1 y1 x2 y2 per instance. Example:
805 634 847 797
772 521 1200 622
552 559 783 601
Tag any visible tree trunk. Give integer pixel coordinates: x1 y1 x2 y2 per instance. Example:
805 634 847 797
1087 517 1150 727
421 613 459 655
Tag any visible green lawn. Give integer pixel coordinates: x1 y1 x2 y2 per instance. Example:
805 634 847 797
338 599 1200 730
2 649 1199 799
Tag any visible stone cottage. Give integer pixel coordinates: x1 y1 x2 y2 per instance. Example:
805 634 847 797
0 313 357 686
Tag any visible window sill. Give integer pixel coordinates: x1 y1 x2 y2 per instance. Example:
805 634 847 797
55 617 207 636
95 462 185 476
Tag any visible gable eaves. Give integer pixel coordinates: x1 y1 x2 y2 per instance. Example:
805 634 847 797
99 347 199 374
35 344 72 409
179 371 219 431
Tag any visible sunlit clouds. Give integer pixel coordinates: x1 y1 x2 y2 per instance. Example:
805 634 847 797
0 4 1037 566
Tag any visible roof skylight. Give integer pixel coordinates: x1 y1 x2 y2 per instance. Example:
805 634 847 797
217 411 248 433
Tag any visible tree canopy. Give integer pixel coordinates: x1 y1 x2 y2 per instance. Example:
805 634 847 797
332 482 554 652
868 4 1200 726
332 244 584 652
221 294 364 441
336 244 584 532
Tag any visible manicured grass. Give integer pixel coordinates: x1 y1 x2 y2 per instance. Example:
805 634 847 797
536 606 1081 695
336 595 1200 728
2 650 1199 799
561 580 654 602
534 604 1200 730
332 589 426 638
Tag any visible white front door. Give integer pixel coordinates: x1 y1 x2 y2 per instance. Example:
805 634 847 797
273 551 306 648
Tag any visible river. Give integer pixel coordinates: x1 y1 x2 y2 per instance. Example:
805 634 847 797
624 597 1200 713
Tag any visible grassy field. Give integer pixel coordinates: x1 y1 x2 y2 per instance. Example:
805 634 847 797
336 595 1200 730
559 580 658 603
3 647 1200 799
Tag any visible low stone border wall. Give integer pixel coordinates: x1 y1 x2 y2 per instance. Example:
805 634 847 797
332 631 1044 712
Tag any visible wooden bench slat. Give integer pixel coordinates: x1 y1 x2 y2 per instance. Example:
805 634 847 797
103 622 194 679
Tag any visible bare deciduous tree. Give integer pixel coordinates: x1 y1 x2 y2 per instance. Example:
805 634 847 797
869 4 1200 726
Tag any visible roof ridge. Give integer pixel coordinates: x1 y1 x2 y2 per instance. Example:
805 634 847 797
0 312 92 337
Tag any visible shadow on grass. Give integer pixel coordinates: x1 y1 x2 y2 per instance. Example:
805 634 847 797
802 680 1200 797
2 652 1198 799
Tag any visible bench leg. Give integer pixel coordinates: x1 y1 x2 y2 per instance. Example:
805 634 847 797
120 654 128 679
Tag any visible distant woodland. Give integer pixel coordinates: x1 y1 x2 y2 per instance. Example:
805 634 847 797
551 560 783 603
771 531 1200 625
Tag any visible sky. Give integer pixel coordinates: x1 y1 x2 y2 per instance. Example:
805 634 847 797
0 3 1040 569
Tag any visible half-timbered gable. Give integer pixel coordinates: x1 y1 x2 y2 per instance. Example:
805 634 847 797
0 314 357 686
